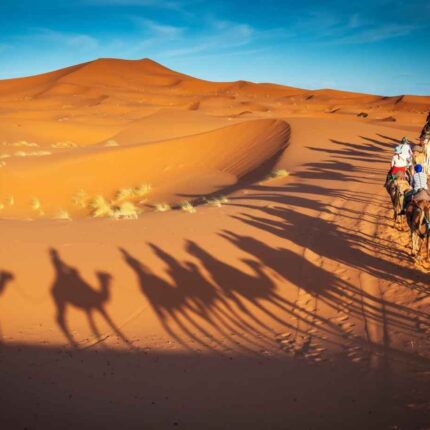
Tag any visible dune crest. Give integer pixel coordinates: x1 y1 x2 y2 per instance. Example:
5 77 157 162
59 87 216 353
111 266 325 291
0 119 290 218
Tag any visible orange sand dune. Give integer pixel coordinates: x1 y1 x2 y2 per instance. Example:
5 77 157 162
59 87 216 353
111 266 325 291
102 109 238 145
0 119 289 218
0 58 429 429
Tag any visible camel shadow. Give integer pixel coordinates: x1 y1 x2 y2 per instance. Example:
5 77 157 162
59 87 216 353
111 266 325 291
49 248 131 349
120 246 281 352
120 246 243 351
0 271 14 343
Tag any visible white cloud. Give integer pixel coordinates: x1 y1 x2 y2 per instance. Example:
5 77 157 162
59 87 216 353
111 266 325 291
132 17 184 38
83 0 196 11
124 16 282 60
334 23 416 44
162 20 255 57
33 29 100 51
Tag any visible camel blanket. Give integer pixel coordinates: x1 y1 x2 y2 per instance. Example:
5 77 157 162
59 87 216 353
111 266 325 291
413 189 430 202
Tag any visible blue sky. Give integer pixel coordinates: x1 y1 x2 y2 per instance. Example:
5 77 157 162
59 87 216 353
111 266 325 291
0 0 429 95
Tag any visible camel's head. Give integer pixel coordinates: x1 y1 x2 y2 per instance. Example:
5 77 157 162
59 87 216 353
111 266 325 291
49 248 60 262
96 272 112 286
185 240 200 255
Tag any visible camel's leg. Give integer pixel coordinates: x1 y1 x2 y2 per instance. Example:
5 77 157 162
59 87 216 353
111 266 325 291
55 301 78 348
412 232 420 258
427 233 430 262
98 307 133 347
410 230 416 256
87 310 102 341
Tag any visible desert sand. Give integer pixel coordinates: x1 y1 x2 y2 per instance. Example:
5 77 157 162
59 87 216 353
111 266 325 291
0 58 429 429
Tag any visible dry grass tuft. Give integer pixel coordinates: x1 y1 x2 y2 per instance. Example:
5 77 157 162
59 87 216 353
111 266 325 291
180 201 196 214
114 184 151 204
113 202 140 219
51 141 78 149
262 169 289 183
134 184 152 198
31 198 41 211
14 150 52 157
154 202 171 212
72 190 89 208
115 188 136 202
207 195 229 207
104 140 120 147
90 195 114 218
10 141 39 148
54 209 71 220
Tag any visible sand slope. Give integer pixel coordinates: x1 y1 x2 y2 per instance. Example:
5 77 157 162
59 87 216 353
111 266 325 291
0 118 290 217
0 59 429 429
0 58 428 148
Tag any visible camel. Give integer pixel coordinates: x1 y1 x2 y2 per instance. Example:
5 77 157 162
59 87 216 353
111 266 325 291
406 199 430 260
385 172 411 228
49 248 131 348
420 122 430 174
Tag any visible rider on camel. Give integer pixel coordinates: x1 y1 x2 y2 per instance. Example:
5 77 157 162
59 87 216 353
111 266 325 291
390 145 408 175
403 164 429 211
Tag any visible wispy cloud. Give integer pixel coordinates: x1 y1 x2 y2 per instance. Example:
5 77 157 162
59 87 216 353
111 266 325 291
285 10 418 45
83 0 199 12
163 20 255 57
32 28 100 51
333 23 416 44
126 16 285 59
132 17 184 38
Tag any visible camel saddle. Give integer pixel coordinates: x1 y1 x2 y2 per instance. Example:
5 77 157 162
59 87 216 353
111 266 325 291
413 189 430 202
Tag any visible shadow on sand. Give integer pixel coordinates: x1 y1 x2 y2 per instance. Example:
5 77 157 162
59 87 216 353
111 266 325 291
0 133 429 428
49 248 132 349
0 270 14 342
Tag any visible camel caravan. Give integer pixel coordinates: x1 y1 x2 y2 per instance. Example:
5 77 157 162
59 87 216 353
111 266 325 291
385 112 430 261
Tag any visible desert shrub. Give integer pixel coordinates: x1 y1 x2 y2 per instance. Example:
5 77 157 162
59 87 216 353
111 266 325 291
113 202 140 219
134 183 152 198
51 141 78 148
31 198 41 211
180 201 196 213
271 169 289 178
54 209 71 220
115 188 136 202
14 150 51 157
263 169 289 182
114 184 151 203
11 141 39 148
154 202 171 212
90 195 114 218
207 195 229 207
72 190 89 208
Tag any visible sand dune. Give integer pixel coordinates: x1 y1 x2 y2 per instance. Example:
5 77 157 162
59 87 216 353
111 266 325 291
0 58 427 147
0 118 289 218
